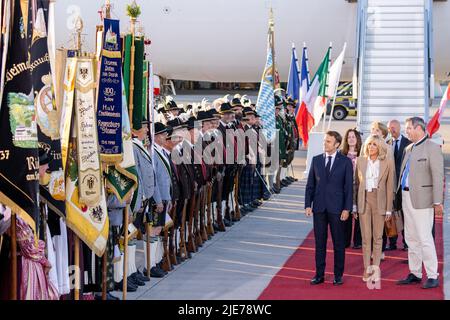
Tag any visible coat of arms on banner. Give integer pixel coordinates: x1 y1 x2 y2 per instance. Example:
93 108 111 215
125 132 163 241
36 74 60 139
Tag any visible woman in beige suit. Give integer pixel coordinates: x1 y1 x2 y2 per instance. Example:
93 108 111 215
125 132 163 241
354 134 395 281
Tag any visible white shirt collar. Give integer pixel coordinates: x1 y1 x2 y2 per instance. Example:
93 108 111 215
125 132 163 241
325 151 337 159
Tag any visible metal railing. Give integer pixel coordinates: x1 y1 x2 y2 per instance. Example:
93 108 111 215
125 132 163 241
356 0 368 132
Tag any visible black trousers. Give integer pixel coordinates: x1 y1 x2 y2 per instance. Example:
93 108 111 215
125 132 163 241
313 210 346 278
343 216 362 248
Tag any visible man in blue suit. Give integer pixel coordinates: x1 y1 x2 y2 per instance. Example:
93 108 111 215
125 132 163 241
305 131 353 285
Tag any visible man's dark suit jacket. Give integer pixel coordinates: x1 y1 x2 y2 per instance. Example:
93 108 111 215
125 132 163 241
305 152 353 214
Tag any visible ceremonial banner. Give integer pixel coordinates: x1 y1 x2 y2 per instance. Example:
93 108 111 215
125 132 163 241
123 34 144 130
256 24 276 141
65 58 109 257
142 60 149 121
73 58 102 207
65 138 109 257
0 0 40 233
31 0 65 216
96 18 122 163
106 78 138 203
60 56 77 170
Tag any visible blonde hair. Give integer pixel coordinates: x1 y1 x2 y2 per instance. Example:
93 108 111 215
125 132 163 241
363 134 387 160
371 121 389 139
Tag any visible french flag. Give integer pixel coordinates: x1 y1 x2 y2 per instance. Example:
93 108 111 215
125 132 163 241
295 45 314 147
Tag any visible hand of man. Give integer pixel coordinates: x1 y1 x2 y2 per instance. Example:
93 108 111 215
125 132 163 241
433 204 444 217
340 210 350 221
156 203 164 213
305 207 313 217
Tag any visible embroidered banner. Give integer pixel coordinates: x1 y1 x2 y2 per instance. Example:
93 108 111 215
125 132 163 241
96 18 122 163
74 58 102 207
65 137 109 257
65 58 109 257
31 0 65 216
60 56 77 171
106 77 138 203
0 0 40 233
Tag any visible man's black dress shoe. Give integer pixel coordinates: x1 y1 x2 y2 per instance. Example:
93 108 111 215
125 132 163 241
397 273 421 285
352 245 362 249
114 280 137 292
133 270 150 282
310 276 325 285
333 277 343 286
385 245 397 251
128 275 145 287
95 292 120 300
223 219 233 227
143 266 165 278
422 278 439 289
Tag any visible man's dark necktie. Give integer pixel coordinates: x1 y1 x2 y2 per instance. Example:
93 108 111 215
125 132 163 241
325 156 332 177
394 139 399 160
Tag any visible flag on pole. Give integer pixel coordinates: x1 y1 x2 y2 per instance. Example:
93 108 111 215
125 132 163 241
310 47 331 127
295 46 313 146
256 14 276 141
327 43 346 98
286 44 300 110
296 47 331 146
427 83 450 138
0 0 40 234
31 0 66 216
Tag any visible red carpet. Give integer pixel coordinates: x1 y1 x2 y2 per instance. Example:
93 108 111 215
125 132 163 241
259 218 444 300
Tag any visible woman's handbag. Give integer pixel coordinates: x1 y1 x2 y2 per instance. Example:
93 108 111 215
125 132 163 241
385 214 398 237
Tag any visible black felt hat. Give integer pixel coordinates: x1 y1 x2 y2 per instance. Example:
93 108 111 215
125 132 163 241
197 110 215 122
154 122 169 135
219 102 234 114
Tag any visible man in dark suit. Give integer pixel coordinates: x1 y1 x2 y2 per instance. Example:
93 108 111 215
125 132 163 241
385 119 412 251
305 131 353 285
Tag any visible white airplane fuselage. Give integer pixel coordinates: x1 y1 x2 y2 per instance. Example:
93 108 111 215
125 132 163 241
55 0 450 85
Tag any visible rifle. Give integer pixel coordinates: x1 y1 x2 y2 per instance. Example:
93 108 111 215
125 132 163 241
233 169 241 220
216 172 226 231
187 189 197 253
168 201 178 266
194 188 204 247
206 181 214 236
200 186 209 241
161 203 173 272
178 199 188 259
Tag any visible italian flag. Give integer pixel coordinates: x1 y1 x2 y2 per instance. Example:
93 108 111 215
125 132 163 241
296 47 330 146
427 82 450 138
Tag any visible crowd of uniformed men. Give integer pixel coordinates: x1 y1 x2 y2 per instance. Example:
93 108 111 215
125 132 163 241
106 93 300 296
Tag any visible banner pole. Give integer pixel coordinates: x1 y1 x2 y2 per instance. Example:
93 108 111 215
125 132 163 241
146 223 151 278
74 233 80 300
122 206 129 300
10 212 17 300
101 0 111 301
128 18 136 129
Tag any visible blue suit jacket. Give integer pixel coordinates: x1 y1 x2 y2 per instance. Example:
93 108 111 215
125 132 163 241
305 152 353 214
